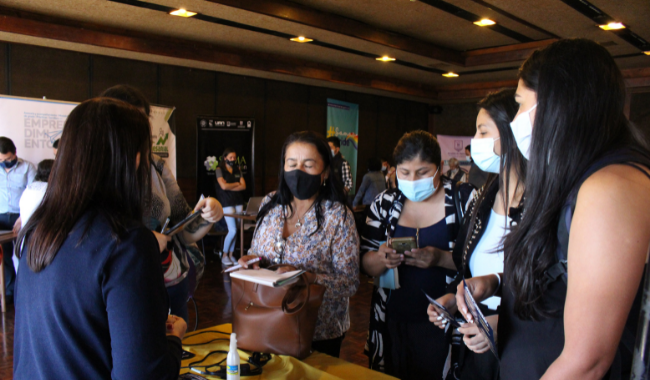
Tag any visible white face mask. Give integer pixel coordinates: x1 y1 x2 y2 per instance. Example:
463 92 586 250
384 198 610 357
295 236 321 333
471 137 501 173
510 104 537 160
331 150 336 157
466 155 471 162
398 167 439 202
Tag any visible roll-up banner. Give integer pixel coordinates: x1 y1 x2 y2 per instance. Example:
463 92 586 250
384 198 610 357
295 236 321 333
0 95 177 176
197 117 255 202
326 99 359 194
437 134 473 173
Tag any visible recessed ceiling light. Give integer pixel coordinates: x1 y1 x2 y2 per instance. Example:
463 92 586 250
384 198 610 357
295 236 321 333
376 56 396 62
442 72 459 77
599 22 626 30
170 8 197 17
474 19 496 27
290 36 313 43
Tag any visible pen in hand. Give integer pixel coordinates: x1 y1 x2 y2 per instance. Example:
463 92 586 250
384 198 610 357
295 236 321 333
223 257 261 273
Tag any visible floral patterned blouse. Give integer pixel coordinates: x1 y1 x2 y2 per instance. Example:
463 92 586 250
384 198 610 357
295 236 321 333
248 193 360 341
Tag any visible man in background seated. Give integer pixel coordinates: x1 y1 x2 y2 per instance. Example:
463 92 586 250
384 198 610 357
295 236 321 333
0 137 36 303
445 158 467 183
465 144 488 189
327 136 353 194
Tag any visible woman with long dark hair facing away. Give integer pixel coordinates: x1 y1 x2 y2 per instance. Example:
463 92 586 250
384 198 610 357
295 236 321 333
428 89 524 380
457 39 650 379
100 85 223 323
13 98 186 379
214 147 245 267
236 131 359 358
360 130 474 379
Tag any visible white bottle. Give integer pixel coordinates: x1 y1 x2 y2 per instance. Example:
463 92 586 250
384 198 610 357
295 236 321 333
226 333 240 380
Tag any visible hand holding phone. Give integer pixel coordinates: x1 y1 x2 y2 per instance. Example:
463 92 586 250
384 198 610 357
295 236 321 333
390 236 417 254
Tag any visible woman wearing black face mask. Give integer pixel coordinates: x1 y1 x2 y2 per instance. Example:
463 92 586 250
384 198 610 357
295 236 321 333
215 147 246 267
236 131 360 358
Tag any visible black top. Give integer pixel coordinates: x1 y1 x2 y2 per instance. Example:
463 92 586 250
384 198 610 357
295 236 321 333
214 165 244 207
498 149 650 380
14 213 182 380
386 220 452 323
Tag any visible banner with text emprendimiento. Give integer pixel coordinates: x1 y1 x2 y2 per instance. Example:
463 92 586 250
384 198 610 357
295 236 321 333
0 95 177 177
326 98 359 195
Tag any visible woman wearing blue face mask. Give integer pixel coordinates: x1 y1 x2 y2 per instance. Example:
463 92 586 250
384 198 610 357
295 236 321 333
427 89 525 380
361 130 474 379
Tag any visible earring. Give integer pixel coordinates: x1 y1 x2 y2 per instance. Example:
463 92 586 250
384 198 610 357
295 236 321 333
323 179 327 187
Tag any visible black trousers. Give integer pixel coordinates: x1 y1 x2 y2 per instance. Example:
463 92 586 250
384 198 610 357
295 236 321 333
0 213 19 297
312 333 346 358
386 319 450 380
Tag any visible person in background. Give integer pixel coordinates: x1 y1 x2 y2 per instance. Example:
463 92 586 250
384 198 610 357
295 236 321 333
381 157 397 189
327 136 353 194
13 98 186 379
428 89 524 380
15 159 55 272
446 158 467 183
458 39 650 380
353 158 387 208
52 139 59 157
214 147 245 267
361 130 473 379
0 137 36 304
465 144 488 188
101 84 223 322
238 131 359 358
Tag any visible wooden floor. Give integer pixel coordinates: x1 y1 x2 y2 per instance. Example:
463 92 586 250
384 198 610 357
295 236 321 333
0 239 375 379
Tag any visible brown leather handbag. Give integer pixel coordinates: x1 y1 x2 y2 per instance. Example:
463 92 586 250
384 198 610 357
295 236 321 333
231 265 326 359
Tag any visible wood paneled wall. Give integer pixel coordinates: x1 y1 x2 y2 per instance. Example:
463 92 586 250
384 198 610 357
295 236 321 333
0 42 430 203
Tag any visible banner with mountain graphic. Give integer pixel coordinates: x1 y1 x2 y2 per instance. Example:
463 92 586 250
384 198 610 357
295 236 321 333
326 99 359 194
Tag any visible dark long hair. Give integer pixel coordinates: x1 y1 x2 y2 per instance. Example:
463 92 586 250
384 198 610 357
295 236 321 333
462 89 525 252
255 131 348 236
503 39 647 320
17 98 152 272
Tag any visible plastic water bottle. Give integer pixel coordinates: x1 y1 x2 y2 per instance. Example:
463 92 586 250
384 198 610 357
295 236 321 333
227 333 240 380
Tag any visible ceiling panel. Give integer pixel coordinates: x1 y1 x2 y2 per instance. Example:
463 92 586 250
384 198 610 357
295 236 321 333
289 0 521 50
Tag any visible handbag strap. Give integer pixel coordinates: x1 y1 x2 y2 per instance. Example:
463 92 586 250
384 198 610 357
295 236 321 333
267 264 312 315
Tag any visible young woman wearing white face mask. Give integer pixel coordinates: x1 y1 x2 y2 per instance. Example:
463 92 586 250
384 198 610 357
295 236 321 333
458 39 650 380
427 89 525 380
360 130 474 379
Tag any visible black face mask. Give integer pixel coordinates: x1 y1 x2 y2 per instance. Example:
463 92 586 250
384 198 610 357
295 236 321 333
226 159 237 167
284 169 323 200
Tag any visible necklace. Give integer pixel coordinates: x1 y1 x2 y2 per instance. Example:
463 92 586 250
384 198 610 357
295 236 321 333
294 201 316 228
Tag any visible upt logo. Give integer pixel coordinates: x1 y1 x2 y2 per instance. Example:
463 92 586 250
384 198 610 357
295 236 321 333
327 126 358 150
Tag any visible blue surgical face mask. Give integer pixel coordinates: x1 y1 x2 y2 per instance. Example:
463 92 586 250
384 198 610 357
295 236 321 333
398 167 440 202
0 157 17 169
471 137 501 173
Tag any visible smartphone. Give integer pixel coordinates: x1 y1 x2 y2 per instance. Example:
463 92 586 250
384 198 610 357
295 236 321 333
390 236 417 253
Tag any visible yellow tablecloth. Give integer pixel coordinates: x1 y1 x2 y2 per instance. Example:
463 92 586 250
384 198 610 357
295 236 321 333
180 324 396 380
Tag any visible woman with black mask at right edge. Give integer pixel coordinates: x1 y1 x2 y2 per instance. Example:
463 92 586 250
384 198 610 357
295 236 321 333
457 38 650 380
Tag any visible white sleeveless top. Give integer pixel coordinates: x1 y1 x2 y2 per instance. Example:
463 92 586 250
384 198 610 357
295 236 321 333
469 209 510 310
